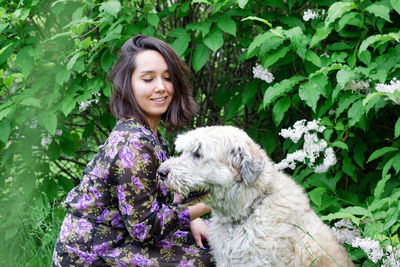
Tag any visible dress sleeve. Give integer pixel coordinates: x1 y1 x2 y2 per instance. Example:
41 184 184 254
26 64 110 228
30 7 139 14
113 133 190 244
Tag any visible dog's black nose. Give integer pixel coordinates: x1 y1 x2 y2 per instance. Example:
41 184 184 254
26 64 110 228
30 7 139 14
157 169 169 181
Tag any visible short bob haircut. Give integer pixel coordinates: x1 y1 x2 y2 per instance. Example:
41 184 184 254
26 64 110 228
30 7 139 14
109 34 197 130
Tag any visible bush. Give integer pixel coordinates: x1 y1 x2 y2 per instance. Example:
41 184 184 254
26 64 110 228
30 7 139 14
1 0 399 265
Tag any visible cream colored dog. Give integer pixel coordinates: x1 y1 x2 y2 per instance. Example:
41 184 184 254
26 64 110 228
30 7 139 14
158 126 354 267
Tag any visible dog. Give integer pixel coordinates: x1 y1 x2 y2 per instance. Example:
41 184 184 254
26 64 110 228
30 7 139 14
157 126 354 267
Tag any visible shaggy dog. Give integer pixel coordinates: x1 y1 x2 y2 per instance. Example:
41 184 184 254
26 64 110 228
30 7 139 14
157 126 354 267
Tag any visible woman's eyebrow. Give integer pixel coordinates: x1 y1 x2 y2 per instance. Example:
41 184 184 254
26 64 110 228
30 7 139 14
139 69 169 74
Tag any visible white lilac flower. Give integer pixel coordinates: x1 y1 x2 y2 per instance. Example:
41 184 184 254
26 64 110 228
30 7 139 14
253 64 274 83
382 245 400 267
41 133 52 147
332 219 361 244
79 92 101 112
352 237 385 264
345 80 371 93
376 78 400 94
275 119 336 173
303 9 319 21
30 118 38 129
55 130 63 136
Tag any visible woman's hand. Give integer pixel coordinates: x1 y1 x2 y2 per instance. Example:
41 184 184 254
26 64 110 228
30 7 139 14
188 202 211 221
190 218 209 248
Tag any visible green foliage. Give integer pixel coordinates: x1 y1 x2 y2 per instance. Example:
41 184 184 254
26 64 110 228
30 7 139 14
1 0 400 265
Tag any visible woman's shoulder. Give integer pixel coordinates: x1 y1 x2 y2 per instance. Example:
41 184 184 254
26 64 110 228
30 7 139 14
110 118 157 146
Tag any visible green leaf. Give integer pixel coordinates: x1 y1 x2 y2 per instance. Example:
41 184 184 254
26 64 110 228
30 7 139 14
374 174 391 199
262 46 290 69
0 120 11 144
192 44 210 72
217 16 236 36
16 46 34 77
101 49 114 72
61 98 76 117
100 0 121 18
147 13 160 27
392 0 400 15
0 106 12 120
284 26 307 59
332 141 349 150
343 157 357 181
336 68 354 89
366 3 392 22
170 36 190 57
186 21 211 38
272 97 291 125
325 2 357 26
20 97 41 108
66 53 80 70
353 142 367 167
247 32 279 56
336 94 363 117
309 187 327 207
55 68 71 86
38 112 57 134
299 81 321 112
48 141 60 161
262 76 305 108
338 12 362 31
237 0 249 9
348 99 364 126
305 50 322 67
395 117 400 138
367 147 399 163
241 16 272 27
225 94 242 120
204 28 224 53
102 24 122 42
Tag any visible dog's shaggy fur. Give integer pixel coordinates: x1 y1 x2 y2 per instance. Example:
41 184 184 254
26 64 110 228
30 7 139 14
158 126 354 267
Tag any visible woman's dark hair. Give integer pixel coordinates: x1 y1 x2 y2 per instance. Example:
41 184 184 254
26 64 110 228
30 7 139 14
108 34 197 129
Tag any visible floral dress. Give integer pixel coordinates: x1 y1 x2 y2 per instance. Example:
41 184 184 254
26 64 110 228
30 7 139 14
52 119 214 267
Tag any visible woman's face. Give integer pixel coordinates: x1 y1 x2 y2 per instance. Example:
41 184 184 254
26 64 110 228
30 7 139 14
131 50 174 128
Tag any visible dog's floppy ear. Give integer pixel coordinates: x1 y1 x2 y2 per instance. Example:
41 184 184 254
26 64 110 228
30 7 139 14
231 140 265 185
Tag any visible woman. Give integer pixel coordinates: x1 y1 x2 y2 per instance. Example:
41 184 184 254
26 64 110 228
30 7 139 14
53 35 214 266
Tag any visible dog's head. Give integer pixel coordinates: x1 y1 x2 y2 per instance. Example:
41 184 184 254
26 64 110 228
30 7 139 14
157 126 266 204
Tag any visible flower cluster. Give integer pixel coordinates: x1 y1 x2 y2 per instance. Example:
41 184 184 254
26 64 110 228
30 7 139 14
274 119 336 173
41 133 52 147
344 80 371 94
302 9 325 22
253 64 274 83
376 77 400 94
332 219 400 265
79 91 101 112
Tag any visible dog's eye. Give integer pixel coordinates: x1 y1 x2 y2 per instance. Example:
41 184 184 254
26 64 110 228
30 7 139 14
193 150 202 159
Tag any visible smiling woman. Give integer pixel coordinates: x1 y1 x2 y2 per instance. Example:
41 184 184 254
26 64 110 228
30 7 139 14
52 35 214 267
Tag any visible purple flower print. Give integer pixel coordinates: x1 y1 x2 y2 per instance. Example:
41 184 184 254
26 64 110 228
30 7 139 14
132 176 145 190
117 235 123 242
130 139 142 150
77 250 96 265
59 218 72 240
65 245 77 254
178 208 190 228
119 146 136 168
90 164 102 177
120 203 133 215
157 204 173 227
89 186 101 198
107 248 121 257
130 253 154 267
156 150 163 161
111 212 124 228
182 247 199 254
65 188 76 202
131 222 148 241
178 260 195 267
151 199 159 212
172 230 188 239
116 260 128 267
96 208 109 223
73 193 92 210
108 131 123 146
140 126 151 135
75 218 93 238
93 242 108 256
106 146 118 159
155 240 174 249
141 153 150 163
157 183 168 196
117 185 126 203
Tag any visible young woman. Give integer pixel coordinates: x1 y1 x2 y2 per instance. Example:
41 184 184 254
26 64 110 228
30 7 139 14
53 35 214 266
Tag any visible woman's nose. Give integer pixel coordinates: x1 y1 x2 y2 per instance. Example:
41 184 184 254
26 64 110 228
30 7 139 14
154 77 166 92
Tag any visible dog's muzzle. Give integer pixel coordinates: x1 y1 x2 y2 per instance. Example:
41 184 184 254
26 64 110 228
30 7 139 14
157 169 169 182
